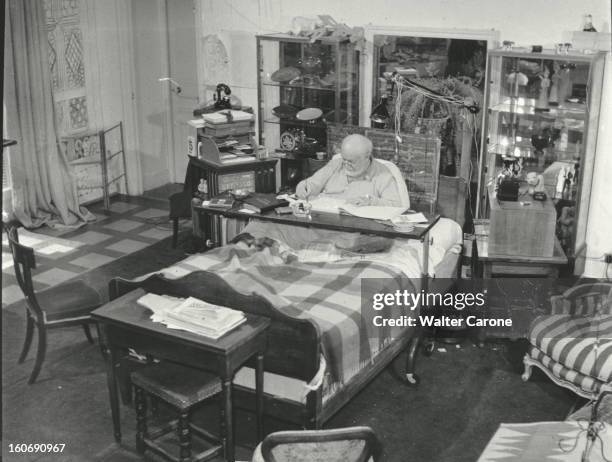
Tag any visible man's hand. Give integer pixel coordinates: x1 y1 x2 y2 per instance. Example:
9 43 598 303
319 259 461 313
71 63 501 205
346 195 373 206
295 180 310 199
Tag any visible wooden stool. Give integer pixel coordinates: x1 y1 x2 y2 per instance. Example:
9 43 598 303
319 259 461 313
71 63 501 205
131 362 223 462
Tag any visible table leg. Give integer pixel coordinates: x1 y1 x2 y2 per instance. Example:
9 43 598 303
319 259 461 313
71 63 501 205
421 231 430 287
103 345 121 443
477 268 491 347
221 379 234 462
255 353 265 441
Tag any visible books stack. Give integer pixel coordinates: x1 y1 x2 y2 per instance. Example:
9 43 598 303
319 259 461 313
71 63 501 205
241 193 289 213
138 294 246 339
207 194 235 209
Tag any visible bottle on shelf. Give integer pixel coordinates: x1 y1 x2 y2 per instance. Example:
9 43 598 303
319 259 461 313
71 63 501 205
558 125 568 153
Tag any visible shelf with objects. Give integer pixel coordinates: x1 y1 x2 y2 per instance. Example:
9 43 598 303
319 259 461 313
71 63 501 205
256 33 360 189
477 49 606 263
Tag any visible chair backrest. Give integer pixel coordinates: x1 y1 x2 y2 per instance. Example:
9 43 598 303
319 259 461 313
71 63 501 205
558 282 612 316
4 224 41 317
258 426 381 462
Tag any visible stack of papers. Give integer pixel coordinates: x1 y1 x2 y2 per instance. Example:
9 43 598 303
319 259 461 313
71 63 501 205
308 196 407 221
138 294 246 339
202 110 254 124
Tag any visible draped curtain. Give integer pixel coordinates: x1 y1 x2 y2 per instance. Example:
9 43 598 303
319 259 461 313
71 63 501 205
4 0 93 228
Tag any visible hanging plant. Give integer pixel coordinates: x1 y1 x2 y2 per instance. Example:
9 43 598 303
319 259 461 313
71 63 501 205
388 76 483 174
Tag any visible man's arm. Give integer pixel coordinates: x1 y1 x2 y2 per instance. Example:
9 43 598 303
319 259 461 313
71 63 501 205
371 175 402 207
296 156 342 198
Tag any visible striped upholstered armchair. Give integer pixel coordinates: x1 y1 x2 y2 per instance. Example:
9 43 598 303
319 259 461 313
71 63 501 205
522 282 612 399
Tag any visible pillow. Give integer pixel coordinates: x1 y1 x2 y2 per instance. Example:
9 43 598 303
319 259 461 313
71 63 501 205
427 218 463 252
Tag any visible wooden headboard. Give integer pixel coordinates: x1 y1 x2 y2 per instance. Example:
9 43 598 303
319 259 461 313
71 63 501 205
327 124 465 225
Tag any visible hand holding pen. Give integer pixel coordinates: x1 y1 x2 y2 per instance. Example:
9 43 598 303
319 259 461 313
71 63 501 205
295 181 310 200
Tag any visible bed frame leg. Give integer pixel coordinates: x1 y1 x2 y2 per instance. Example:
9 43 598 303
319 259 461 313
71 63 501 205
404 334 421 386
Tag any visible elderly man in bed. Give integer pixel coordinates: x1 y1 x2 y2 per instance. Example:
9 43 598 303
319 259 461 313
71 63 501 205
241 134 410 251
295 134 407 207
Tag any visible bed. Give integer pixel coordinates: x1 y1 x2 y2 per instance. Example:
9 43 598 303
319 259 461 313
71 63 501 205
109 187 464 430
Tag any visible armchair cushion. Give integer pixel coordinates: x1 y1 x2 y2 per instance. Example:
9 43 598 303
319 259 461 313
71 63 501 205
529 314 612 383
527 345 607 395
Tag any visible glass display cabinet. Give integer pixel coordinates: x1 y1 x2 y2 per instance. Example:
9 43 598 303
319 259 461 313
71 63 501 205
256 33 360 188
479 49 606 259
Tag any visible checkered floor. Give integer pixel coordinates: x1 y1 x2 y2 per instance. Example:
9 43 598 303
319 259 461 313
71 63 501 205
2 196 179 308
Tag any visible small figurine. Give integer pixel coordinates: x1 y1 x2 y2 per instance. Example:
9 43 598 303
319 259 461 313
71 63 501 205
548 62 561 106
557 206 575 250
583 14 597 32
536 67 551 111
197 178 209 200
526 172 539 195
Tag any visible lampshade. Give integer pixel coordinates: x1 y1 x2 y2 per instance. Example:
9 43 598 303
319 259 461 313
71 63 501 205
370 97 390 128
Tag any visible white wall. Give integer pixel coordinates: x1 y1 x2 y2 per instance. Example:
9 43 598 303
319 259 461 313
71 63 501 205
196 0 612 277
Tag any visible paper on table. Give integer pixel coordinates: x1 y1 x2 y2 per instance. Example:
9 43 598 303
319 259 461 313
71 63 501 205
137 293 183 321
308 196 346 213
339 204 407 220
308 196 407 220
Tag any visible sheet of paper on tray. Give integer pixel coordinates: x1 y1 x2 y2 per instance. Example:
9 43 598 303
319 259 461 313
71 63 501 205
391 212 428 224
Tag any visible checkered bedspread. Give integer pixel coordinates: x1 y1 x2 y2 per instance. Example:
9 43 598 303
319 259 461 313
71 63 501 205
150 242 418 382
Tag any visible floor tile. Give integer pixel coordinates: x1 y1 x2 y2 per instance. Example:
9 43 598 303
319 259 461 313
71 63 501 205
36 243 79 258
2 252 13 269
105 239 150 254
133 208 168 219
108 202 141 213
1 285 24 306
138 228 171 240
16 234 44 247
72 231 114 245
32 268 79 286
104 219 143 233
93 213 111 222
70 252 115 269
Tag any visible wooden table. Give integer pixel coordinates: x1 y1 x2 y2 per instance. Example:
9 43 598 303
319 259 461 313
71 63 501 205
92 289 270 462
474 222 568 340
476 232 568 279
193 203 441 280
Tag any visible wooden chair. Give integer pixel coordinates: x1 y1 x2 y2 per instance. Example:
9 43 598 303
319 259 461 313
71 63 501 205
251 426 382 462
169 190 192 248
5 223 102 384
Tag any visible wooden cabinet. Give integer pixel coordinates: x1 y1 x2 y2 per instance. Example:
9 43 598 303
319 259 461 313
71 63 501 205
478 49 606 261
488 187 556 257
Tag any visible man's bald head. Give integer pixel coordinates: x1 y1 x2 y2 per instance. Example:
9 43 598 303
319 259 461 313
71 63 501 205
341 134 373 160
341 134 373 177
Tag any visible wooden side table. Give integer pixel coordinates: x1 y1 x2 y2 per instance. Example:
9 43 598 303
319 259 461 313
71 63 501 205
92 289 271 462
474 222 568 340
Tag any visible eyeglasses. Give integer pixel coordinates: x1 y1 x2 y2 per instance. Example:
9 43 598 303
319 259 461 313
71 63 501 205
341 157 369 169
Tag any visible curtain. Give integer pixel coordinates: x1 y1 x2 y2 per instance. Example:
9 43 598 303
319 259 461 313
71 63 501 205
4 0 93 228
